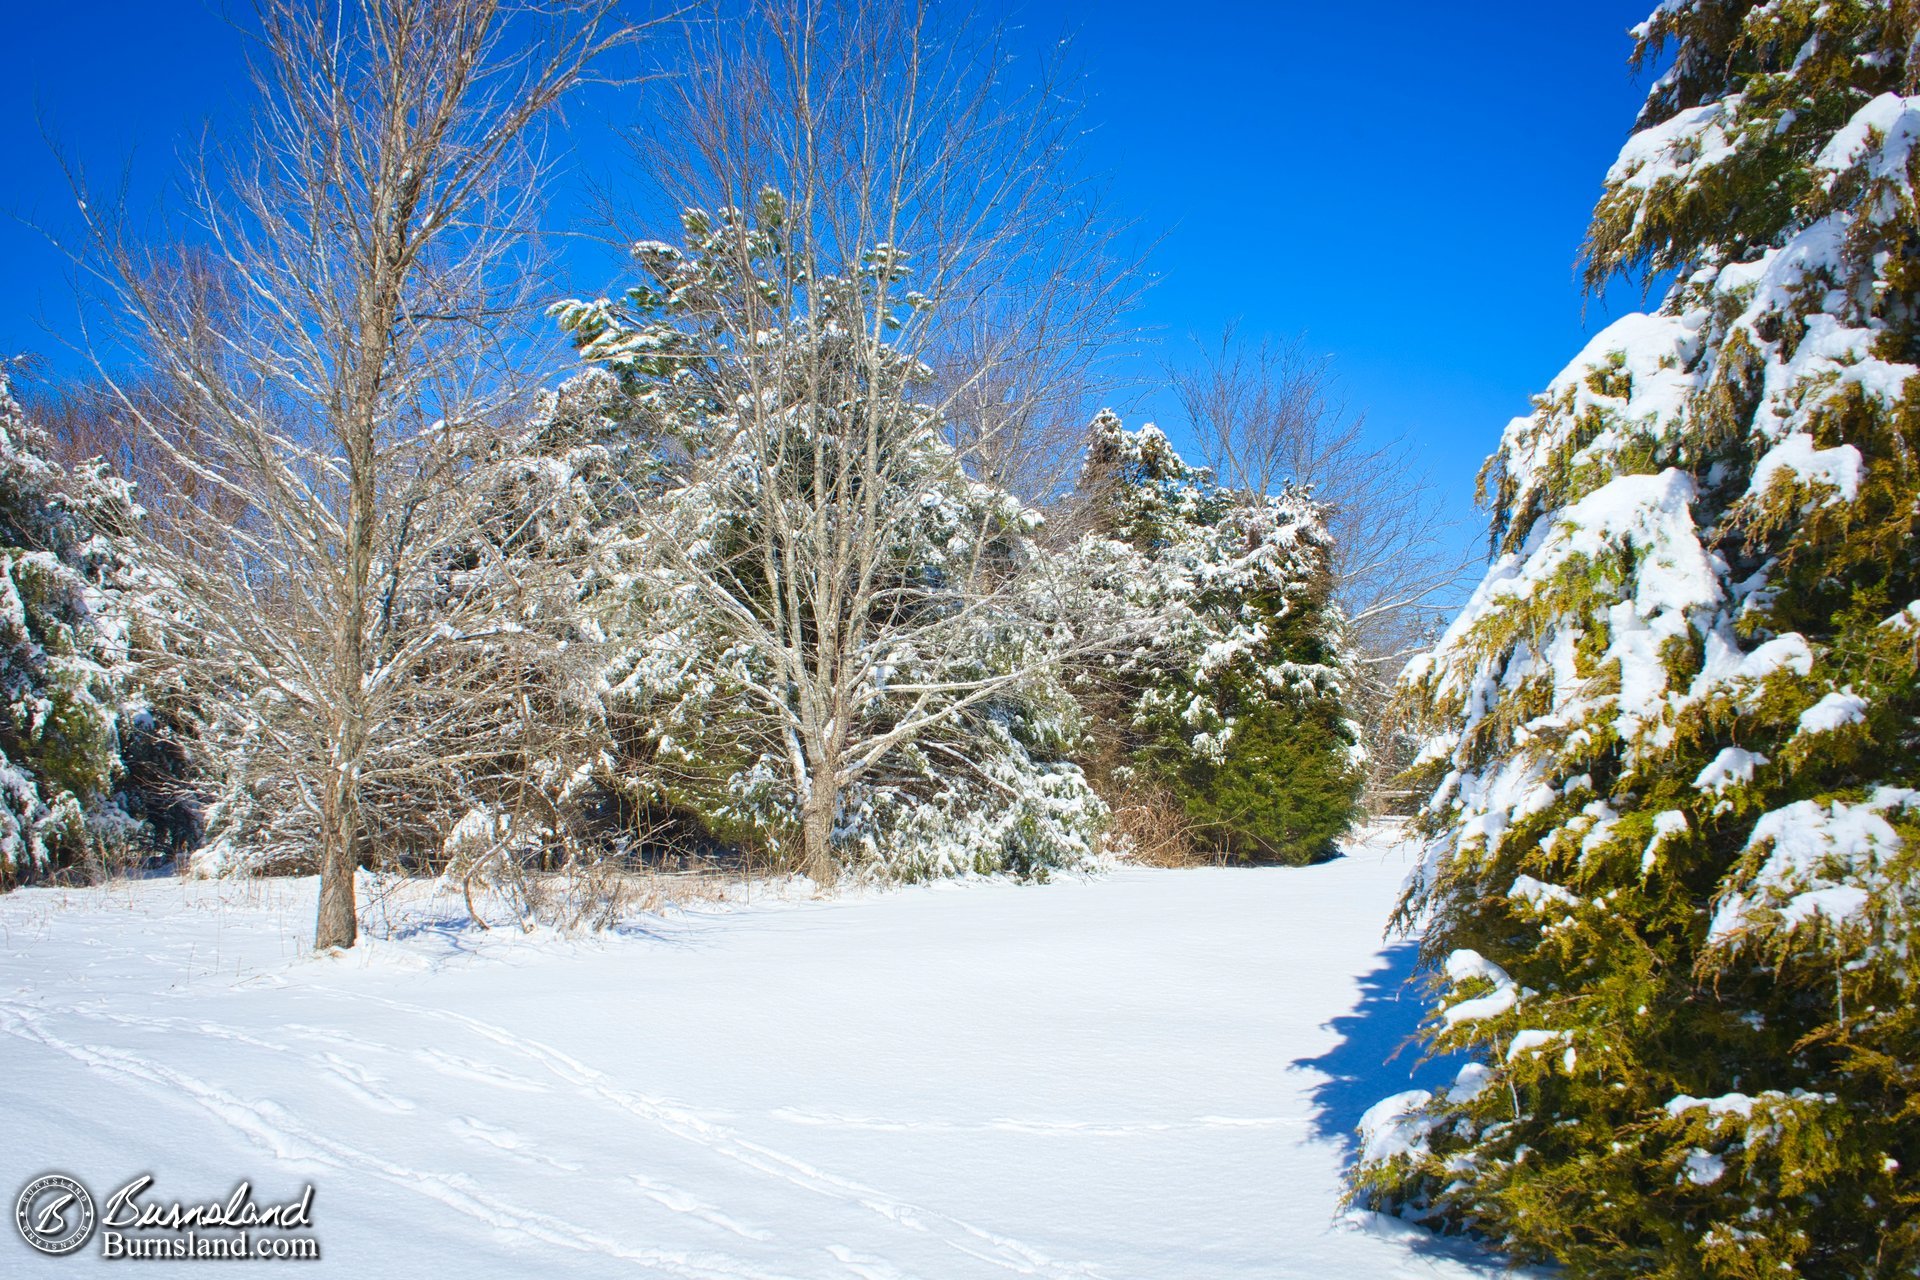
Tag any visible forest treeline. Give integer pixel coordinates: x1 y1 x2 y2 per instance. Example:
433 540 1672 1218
0 0 1459 943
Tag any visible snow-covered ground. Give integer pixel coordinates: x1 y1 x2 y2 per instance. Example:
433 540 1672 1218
0 831 1513 1278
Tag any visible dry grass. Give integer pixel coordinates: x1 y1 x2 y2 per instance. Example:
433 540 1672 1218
1105 786 1228 869
346 843 755 939
458 851 749 932
606 866 735 914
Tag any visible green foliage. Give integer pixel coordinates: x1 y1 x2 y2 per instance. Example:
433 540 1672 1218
1163 697 1362 864
1074 414 1361 864
0 371 182 888
1351 5 1920 1276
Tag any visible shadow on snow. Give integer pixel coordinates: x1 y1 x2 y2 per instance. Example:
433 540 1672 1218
1293 937 1462 1159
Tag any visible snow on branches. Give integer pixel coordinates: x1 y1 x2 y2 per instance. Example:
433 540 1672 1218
1068 413 1361 864
1357 6 1920 1274
555 194 1110 882
0 370 179 884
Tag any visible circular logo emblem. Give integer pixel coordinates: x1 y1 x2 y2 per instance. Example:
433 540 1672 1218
15 1174 96 1256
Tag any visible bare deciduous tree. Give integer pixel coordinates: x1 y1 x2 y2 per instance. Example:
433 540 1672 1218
24 369 251 541
566 0 1142 879
70 0 641 948
1170 326 1475 805
608 0 1144 501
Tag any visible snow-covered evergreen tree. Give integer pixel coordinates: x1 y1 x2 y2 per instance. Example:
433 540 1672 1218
554 198 1107 881
413 368 659 882
1353 6 1920 1275
1072 413 1360 864
0 368 182 887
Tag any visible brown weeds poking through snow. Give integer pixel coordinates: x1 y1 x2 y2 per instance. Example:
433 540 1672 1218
352 856 746 941
1106 786 1226 869
485 862 736 933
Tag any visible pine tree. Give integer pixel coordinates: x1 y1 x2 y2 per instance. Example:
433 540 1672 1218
1351 5 1920 1276
0 369 178 887
553 199 1108 880
1073 413 1361 864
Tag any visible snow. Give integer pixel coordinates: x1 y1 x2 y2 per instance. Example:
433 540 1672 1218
1355 1091 1434 1165
1681 1150 1726 1186
1693 747 1766 795
1605 99 1740 191
1777 885 1870 929
1445 1063 1493 1103
1643 810 1690 874
1795 689 1868 736
0 833 1519 1278
1814 93 1920 182
1440 950 1517 1029
1503 1030 1569 1064
1484 471 1719 628
1663 1086 1839 1160
1666 1093 1745 1119
1726 634 1814 682
1439 988 1517 1032
1709 789 1918 941
1508 876 1577 911
1749 433 1864 507
1442 949 1509 988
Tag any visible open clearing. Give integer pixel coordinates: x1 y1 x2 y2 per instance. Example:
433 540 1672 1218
0 831 1514 1278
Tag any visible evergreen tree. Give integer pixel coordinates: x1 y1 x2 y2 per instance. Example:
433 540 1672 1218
1352 5 1920 1276
0 369 181 887
553 199 1107 880
1074 414 1360 864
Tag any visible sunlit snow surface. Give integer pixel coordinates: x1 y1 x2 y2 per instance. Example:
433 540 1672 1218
0 833 1524 1278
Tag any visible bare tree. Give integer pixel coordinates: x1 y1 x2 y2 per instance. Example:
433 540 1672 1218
603 0 1144 500
561 0 1142 879
70 0 641 948
24 369 251 540
1170 326 1475 805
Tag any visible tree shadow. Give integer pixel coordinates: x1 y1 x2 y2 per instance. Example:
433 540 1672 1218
1294 939 1462 1158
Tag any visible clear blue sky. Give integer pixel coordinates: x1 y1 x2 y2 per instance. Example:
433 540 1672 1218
0 1 1657 543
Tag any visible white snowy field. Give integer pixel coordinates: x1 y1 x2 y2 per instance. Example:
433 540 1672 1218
0 831 1514 1279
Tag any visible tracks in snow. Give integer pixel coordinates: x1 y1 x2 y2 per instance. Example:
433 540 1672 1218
0 991 1112 1280
0 1000 782 1280
306 987 1110 1280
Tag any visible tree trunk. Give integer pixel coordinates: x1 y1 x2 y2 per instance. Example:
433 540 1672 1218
315 763 359 949
317 489 369 952
800 771 838 887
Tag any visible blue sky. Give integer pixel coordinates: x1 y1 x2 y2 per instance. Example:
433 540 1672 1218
1 1 1658 544
1016 0 1662 538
